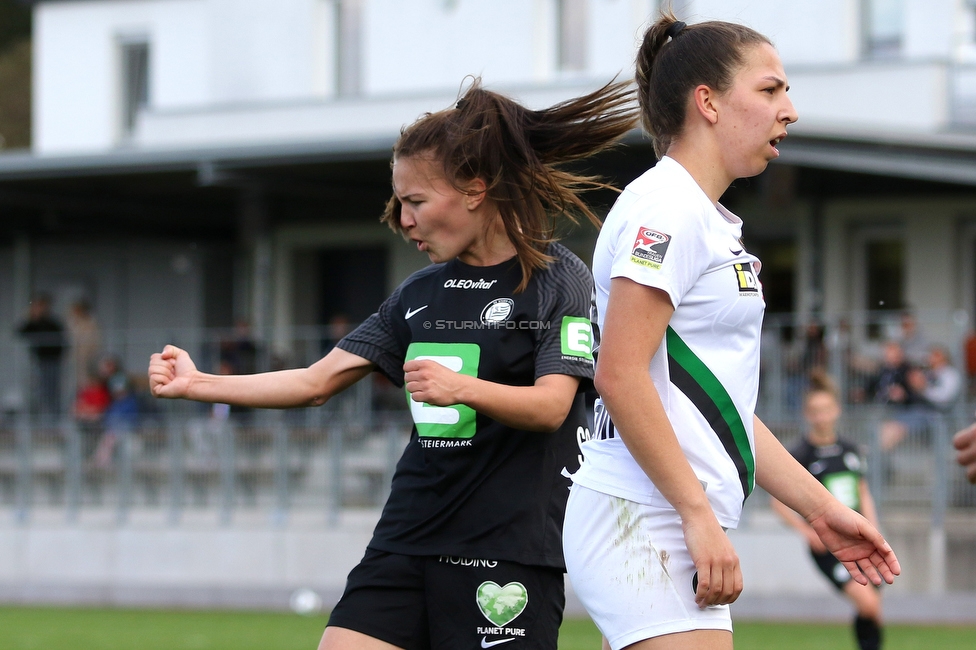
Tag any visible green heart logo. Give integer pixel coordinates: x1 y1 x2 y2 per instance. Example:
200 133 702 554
476 581 528 628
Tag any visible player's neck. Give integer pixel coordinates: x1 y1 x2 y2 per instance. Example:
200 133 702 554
458 211 517 267
808 428 837 447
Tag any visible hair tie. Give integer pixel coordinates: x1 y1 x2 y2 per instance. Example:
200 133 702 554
456 98 467 110
665 21 686 40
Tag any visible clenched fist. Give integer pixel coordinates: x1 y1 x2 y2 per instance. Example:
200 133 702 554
148 345 198 399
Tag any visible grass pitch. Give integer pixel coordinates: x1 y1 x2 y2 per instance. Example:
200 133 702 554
2 606 976 649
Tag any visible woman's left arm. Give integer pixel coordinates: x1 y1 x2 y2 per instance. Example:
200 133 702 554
404 359 580 432
754 415 900 585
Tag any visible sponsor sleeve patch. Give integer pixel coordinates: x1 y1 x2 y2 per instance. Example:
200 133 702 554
560 316 594 361
629 227 671 269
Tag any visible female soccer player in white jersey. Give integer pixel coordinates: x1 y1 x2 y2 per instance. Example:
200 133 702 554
562 12 900 650
149 79 636 650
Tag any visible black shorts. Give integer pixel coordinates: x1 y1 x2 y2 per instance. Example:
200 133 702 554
327 548 565 650
810 549 852 590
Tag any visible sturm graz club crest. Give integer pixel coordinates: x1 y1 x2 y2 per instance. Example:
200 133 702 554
481 298 514 324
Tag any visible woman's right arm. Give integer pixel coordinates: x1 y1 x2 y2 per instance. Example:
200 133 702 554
148 344 375 409
595 276 742 608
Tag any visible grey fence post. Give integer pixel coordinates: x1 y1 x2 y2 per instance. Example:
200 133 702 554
929 415 948 594
827 318 846 404
328 420 343 528
63 417 82 524
14 412 31 524
167 407 184 525
219 418 235 526
866 408 885 516
272 415 289 526
117 428 133 525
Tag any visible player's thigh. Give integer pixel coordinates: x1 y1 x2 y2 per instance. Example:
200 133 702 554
563 486 730 650
622 629 732 650
425 555 564 650
318 626 406 650
325 548 430 650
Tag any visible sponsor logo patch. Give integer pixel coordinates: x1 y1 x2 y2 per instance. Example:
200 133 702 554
630 227 671 269
405 342 480 439
477 581 528 628
444 278 498 290
560 317 594 361
734 262 760 295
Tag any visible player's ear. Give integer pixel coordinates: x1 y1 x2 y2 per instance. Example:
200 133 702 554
693 84 719 125
464 178 488 211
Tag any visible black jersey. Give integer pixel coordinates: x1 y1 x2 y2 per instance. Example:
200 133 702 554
337 243 595 569
788 438 865 513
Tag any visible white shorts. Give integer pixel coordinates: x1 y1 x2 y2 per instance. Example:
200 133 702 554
563 485 732 649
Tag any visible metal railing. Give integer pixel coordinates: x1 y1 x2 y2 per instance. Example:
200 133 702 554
0 325 413 525
0 313 974 525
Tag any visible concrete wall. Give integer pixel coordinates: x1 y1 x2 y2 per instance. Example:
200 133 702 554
3 507 975 621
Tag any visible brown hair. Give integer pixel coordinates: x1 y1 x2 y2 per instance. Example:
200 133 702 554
636 9 771 157
381 78 637 291
806 368 840 403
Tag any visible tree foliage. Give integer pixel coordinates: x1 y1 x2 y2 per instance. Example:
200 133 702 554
0 0 31 149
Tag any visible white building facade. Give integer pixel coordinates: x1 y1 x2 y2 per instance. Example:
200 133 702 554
14 0 976 352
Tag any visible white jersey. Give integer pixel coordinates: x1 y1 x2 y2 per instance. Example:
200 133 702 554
573 156 765 528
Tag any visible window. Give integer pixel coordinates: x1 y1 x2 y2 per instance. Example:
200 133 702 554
120 40 149 137
862 0 903 59
119 40 149 137
864 238 904 338
557 0 587 72
865 239 904 312
336 0 363 96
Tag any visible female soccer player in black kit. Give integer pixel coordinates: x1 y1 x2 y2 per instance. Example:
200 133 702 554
772 371 884 650
148 79 636 650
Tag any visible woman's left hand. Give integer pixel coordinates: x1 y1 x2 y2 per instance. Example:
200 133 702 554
806 501 900 586
404 359 469 406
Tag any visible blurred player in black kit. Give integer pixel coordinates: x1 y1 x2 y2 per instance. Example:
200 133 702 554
149 78 637 650
772 371 884 650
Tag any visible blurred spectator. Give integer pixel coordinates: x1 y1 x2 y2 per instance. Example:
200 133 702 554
73 370 111 457
915 345 962 412
785 321 828 412
67 299 101 389
898 310 928 366
868 341 930 451
17 292 65 415
321 312 353 355
867 341 915 406
92 372 140 469
219 320 257 375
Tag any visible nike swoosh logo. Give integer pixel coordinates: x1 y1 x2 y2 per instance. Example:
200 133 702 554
404 305 428 320
730 248 743 255
481 638 516 648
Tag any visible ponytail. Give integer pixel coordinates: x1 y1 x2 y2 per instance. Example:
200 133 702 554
382 78 637 291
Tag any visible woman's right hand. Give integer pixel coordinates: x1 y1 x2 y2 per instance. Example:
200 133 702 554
681 513 743 608
148 345 198 399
